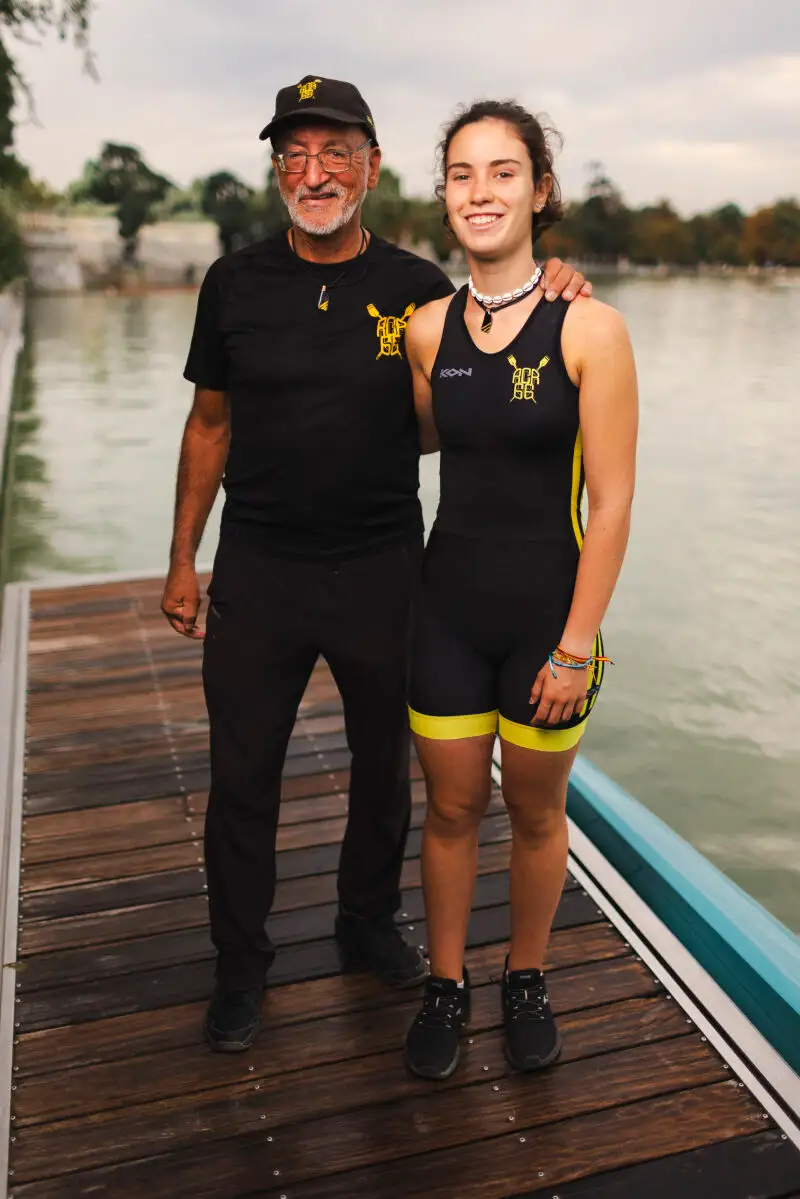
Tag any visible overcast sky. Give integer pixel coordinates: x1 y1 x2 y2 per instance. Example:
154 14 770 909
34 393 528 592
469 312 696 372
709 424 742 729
8 0 800 214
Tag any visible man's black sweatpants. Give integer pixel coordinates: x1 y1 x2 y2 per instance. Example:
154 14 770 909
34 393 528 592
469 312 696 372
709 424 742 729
202 527 421 991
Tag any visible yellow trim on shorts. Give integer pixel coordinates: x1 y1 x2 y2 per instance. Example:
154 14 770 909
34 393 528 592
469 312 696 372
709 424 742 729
499 713 587 753
408 708 498 740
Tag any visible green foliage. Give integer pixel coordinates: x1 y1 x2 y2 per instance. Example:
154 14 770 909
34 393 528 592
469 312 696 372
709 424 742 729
200 171 254 254
71 142 172 264
0 183 24 286
742 199 800 267
540 168 799 268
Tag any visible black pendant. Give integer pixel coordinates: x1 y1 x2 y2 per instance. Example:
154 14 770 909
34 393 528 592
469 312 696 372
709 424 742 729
318 284 329 312
480 308 493 333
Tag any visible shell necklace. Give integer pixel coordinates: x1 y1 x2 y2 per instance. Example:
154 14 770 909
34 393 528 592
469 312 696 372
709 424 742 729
468 264 543 333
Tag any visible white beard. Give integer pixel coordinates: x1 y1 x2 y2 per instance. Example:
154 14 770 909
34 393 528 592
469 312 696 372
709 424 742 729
281 177 369 236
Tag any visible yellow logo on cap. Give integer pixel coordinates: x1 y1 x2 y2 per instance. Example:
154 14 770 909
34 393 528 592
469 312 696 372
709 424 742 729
507 354 549 402
367 302 416 358
297 78 322 101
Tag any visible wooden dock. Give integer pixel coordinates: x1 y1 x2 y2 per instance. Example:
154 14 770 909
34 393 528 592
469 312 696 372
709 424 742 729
2 574 799 1197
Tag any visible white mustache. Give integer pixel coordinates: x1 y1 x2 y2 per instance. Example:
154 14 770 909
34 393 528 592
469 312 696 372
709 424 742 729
295 182 347 200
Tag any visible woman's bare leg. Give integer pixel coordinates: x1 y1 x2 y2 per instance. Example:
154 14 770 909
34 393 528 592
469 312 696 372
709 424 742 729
499 739 579 970
415 732 495 980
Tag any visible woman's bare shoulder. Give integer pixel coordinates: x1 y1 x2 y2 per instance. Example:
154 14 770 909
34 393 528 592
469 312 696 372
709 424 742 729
562 295 630 346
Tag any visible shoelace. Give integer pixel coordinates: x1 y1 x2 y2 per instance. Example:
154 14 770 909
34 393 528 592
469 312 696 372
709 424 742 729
504 980 549 1023
414 990 462 1030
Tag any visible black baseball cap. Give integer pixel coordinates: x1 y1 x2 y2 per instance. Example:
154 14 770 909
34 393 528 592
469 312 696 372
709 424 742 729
259 75 378 145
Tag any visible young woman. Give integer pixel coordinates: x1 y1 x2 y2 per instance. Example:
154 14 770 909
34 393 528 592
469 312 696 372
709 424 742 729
404 101 638 1080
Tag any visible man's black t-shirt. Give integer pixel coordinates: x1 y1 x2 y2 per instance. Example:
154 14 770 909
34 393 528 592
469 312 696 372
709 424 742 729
184 231 454 559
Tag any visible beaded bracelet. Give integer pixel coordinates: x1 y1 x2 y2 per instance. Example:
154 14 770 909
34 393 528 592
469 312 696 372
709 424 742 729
548 651 615 679
554 644 592 665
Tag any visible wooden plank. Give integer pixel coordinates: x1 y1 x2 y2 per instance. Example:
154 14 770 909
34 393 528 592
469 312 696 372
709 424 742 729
20 867 209 920
13 928 633 1076
23 757 418 815
241 1085 765 1199
13 921 625 1076
8 1043 742 1197
19 784 438 870
19 806 508 895
515 1130 800 1198
17 883 599 993
21 778 427 855
20 835 548 956
9 994 691 1183
12 955 657 1126
16 822 520 923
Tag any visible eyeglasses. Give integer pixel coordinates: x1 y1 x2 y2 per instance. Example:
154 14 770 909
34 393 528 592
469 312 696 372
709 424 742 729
273 139 372 174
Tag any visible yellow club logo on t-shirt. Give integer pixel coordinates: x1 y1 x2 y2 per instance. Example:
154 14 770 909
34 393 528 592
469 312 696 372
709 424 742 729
367 302 416 359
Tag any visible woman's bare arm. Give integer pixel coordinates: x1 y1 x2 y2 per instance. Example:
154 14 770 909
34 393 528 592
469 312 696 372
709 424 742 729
529 298 638 725
560 300 638 657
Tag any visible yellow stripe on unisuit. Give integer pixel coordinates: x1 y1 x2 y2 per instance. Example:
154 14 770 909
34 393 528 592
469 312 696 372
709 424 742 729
499 714 587 752
408 708 498 740
570 428 584 550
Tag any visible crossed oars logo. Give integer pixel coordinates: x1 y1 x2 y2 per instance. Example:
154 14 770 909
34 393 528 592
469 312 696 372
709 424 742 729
367 302 416 358
507 354 550 402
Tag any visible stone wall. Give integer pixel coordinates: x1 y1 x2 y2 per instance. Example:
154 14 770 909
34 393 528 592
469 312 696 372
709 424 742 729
20 213 220 293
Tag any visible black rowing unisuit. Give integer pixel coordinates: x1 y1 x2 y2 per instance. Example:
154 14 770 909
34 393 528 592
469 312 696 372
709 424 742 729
431 287 581 544
184 231 453 559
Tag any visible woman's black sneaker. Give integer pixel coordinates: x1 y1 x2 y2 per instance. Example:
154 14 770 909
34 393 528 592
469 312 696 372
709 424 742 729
204 985 262 1052
405 968 471 1080
335 908 428 988
502 959 562 1071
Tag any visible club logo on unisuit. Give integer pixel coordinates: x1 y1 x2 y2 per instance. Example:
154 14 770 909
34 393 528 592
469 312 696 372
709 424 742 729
367 302 416 358
507 353 550 402
297 78 322 101
440 367 473 378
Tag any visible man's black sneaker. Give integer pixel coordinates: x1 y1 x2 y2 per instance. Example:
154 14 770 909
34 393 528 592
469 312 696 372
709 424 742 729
502 958 562 1071
204 985 262 1052
405 969 471 1079
335 908 428 988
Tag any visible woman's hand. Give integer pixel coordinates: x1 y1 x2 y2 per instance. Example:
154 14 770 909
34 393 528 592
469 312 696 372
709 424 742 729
529 659 590 726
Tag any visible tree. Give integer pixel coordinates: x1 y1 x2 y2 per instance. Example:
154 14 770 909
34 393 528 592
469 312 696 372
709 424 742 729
200 171 254 254
0 2 95 180
741 199 800 267
573 163 633 261
630 200 694 265
70 142 173 265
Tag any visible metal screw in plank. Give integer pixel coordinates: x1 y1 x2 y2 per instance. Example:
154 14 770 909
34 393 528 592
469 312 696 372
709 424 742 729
273 1169 280 1176
248 1065 254 1072
260 1114 266 1120
267 1136 273 1143
519 1137 526 1143
483 1066 489 1072
508 1115 515 1122
492 1086 500 1092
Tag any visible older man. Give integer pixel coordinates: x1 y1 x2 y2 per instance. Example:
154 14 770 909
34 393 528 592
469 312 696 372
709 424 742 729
162 75 589 1051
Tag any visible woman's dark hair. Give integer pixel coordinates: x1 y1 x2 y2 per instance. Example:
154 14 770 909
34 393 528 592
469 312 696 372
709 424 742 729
436 100 563 243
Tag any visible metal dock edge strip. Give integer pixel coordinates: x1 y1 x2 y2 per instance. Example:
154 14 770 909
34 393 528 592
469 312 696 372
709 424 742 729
0 583 29 1199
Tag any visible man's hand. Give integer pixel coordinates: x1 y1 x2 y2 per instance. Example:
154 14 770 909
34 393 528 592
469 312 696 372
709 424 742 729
541 258 592 303
161 562 204 639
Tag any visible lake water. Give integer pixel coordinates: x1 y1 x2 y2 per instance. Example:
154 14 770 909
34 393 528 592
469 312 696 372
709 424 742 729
3 277 799 931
